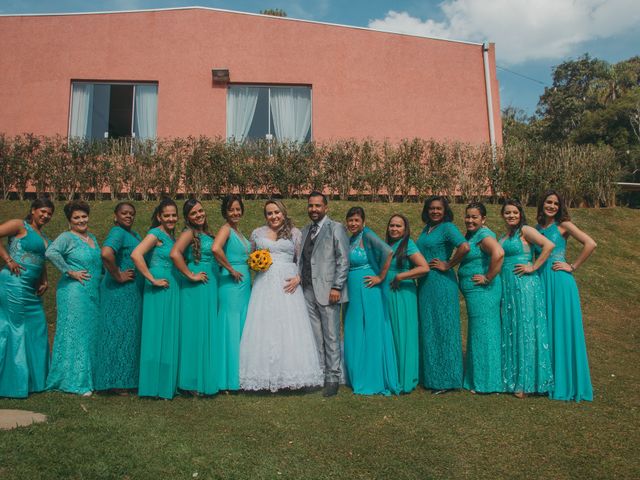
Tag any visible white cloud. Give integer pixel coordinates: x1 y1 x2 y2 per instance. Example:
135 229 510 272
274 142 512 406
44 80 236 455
368 0 640 64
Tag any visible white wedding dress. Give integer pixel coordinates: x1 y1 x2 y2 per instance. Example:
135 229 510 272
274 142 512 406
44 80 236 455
239 226 323 391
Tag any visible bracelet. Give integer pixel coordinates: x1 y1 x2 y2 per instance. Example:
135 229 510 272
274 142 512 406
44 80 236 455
4 257 14 264
570 264 576 272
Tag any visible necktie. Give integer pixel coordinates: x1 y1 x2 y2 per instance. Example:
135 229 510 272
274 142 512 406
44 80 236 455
310 223 319 239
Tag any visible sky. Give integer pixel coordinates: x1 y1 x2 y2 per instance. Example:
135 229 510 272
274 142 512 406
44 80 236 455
3 0 640 116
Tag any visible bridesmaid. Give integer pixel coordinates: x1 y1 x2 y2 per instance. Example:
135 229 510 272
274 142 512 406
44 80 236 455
212 194 251 391
384 214 429 393
499 199 554 398
170 199 219 396
46 200 102 395
94 202 143 394
458 202 504 394
416 196 469 393
343 207 399 396
0 198 54 398
536 190 596 402
131 198 180 399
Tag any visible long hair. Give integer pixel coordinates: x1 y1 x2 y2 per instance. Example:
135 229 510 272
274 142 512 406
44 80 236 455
501 198 527 236
25 197 55 222
150 197 178 230
264 199 294 240
536 189 570 225
183 198 211 264
386 214 411 269
421 195 454 225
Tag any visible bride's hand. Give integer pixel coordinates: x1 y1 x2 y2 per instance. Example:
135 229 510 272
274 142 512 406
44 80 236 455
284 275 300 294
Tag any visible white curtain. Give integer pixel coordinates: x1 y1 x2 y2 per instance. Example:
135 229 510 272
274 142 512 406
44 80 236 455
270 87 311 143
227 86 260 142
69 83 94 139
133 85 158 140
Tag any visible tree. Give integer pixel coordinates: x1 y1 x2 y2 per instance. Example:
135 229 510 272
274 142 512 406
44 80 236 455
259 9 287 17
536 54 609 142
502 106 542 144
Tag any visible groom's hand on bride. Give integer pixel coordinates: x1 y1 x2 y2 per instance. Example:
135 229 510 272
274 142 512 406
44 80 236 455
329 288 341 304
283 275 301 294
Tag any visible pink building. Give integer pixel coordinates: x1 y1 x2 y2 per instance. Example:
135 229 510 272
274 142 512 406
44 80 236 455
0 7 502 145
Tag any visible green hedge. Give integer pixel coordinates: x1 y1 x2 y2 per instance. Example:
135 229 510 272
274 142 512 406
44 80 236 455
0 134 619 206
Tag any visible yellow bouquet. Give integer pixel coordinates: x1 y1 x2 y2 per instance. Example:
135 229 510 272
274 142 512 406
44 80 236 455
248 249 273 272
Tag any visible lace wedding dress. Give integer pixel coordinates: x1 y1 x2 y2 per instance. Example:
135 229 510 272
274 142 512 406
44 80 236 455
239 226 323 391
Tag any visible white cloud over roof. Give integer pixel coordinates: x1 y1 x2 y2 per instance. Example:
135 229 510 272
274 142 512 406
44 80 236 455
368 0 640 64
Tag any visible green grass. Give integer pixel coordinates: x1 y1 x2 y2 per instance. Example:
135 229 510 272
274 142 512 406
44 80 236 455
1 200 639 479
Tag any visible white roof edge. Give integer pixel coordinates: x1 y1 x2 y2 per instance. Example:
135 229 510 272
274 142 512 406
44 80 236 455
0 5 484 47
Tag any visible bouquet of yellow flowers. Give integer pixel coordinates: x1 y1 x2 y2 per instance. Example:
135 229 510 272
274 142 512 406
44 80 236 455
248 249 273 272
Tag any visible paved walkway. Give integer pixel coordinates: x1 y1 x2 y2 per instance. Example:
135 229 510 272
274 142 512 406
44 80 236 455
0 409 47 430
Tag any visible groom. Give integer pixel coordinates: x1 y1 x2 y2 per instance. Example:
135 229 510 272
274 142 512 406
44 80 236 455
300 192 350 397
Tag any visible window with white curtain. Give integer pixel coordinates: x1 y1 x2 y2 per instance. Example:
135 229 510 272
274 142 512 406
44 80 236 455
227 85 312 143
69 81 158 141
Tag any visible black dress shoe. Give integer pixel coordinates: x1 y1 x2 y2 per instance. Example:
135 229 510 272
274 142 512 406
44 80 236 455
323 382 339 397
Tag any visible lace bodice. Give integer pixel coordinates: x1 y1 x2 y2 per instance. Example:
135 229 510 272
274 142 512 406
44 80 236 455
458 227 495 279
184 232 215 265
416 222 466 262
250 226 302 264
6 222 49 283
147 228 175 269
500 229 533 266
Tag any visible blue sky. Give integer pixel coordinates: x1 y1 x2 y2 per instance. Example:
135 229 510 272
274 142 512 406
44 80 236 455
3 0 640 116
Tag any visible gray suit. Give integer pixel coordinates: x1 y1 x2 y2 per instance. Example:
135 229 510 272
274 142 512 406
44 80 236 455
299 216 350 383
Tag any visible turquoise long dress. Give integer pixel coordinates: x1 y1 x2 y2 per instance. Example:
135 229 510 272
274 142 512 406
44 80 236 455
500 230 553 394
216 229 251 391
383 239 420 393
344 229 399 396
178 233 219 395
94 226 143 391
416 222 467 390
45 231 102 394
138 227 180 399
0 222 50 398
458 227 503 393
537 222 592 402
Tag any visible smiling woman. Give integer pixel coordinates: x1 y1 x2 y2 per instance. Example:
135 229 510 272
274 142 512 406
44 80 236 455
45 200 102 396
239 200 323 392
0 198 54 398
93 202 143 394
131 198 181 400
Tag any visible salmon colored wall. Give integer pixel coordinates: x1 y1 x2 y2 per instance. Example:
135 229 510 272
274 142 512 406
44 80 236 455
0 8 502 145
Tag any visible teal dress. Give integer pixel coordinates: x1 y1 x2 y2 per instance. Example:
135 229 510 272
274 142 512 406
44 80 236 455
138 227 180 399
537 223 592 402
178 233 219 395
0 222 50 398
500 230 553 394
416 222 467 390
458 227 503 393
45 231 102 394
344 228 399 396
216 229 251 391
94 226 143 391
383 239 420 393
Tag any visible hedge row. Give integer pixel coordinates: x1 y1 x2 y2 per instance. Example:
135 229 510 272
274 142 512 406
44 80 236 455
0 134 619 206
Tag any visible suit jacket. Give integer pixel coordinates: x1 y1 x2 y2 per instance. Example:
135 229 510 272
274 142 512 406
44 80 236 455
299 216 350 305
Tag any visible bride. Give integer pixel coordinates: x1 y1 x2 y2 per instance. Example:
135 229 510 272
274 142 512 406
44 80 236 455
239 200 323 391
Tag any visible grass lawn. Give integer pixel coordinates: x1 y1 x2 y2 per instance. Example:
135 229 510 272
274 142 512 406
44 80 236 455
0 199 639 479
